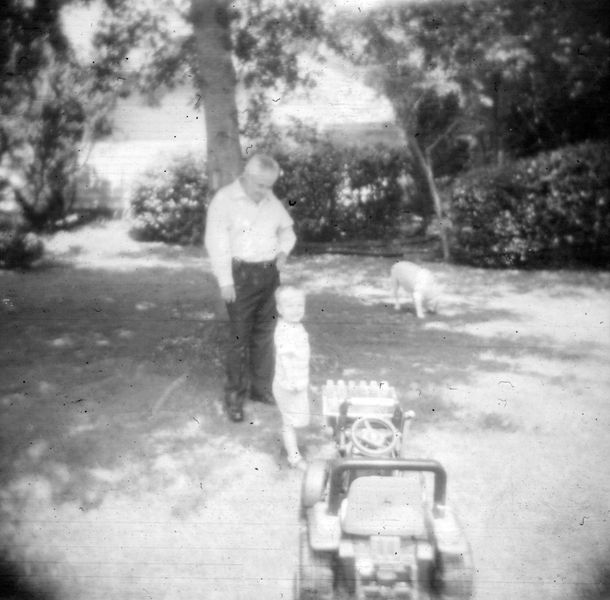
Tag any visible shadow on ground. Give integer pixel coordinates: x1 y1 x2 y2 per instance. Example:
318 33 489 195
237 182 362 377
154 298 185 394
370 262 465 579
1 223 608 600
0 548 61 600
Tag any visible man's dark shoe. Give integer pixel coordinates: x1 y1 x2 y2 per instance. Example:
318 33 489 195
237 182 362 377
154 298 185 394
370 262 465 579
224 392 244 422
226 403 244 422
250 391 276 405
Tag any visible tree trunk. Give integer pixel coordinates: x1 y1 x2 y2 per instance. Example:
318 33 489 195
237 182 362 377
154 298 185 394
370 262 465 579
189 0 243 192
406 134 450 261
492 70 504 167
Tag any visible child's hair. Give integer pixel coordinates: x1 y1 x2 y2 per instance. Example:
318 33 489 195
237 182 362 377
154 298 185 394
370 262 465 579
275 285 305 305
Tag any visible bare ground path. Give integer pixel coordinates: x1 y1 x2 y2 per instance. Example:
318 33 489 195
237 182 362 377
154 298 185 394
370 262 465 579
0 221 609 600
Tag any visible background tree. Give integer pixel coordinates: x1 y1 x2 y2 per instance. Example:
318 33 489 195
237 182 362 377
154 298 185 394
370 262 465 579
91 0 325 190
332 0 609 258
389 0 610 160
500 0 610 154
1 0 114 230
335 8 471 259
189 1 242 190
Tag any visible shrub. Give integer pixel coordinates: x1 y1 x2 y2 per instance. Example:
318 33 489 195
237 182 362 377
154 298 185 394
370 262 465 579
339 147 409 239
129 154 208 245
0 225 44 269
449 141 610 268
275 144 411 242
274 142 346 242
126 143 419 246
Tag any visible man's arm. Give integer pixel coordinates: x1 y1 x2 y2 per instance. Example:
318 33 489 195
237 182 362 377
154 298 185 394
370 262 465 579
204 192 235 301
276 206 297 271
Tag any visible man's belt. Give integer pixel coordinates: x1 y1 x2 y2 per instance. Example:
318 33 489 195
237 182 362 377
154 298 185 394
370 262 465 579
232 257 277 269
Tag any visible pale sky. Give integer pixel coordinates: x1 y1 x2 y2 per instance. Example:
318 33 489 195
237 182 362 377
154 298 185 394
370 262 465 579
63 1 395 138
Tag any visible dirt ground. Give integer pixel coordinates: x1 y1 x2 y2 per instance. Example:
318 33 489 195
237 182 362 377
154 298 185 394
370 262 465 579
1 221 609 600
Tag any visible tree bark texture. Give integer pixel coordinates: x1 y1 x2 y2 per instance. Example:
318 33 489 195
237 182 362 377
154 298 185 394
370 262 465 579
392 98 450 260
406 134 450 261
190 0 243 191
492 70 505 167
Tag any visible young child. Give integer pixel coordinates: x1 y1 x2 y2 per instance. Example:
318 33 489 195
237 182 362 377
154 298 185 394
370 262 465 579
273 285 310 471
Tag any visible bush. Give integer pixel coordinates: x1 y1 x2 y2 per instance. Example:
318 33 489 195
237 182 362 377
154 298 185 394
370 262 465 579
274 142 346 242
0 225 44 269
126 142 419 246
275 144 411 242
129 154 208 245
449 141 610 268
338 147 410 239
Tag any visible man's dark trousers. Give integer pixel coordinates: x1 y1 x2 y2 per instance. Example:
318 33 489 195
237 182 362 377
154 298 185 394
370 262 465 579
225 259 279 410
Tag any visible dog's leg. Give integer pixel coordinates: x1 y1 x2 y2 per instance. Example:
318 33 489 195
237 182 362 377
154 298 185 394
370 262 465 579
391 275 401 311
413 290 425 319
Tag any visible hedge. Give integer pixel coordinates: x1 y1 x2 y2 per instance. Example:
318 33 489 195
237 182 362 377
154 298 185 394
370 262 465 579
275 145 412 242
449 141 610 268
128 145 414 245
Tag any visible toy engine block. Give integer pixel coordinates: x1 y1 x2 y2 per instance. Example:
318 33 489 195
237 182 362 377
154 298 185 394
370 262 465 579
322 379 399 422
322 380 413 458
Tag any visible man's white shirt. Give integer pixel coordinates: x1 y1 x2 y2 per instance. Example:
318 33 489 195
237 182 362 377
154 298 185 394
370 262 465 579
204 179 296 287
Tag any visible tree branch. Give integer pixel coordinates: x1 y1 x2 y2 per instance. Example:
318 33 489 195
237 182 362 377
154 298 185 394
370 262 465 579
426 118 460 155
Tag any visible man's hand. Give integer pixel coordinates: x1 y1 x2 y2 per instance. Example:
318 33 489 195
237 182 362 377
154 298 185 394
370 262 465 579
220 284 236 303
276 252 288 272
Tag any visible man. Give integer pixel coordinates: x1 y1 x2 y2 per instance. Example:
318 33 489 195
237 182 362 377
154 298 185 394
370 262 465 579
204 154 296 422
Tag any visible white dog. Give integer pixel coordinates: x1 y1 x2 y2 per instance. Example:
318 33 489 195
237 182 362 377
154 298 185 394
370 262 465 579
390 261 441 319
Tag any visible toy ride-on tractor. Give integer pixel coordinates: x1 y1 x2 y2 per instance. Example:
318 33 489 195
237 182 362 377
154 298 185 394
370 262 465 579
296 458 473 600
295 381 474 600
321 380 415 459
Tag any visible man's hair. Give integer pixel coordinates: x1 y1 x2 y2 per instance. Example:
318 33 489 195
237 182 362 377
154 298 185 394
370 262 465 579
244 154 280 178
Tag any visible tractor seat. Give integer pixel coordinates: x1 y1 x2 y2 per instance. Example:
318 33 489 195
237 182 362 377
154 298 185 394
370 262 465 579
341 475 426 538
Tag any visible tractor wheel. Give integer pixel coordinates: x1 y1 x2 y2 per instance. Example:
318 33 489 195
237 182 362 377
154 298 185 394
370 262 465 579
301 459 329 508
335 559 358 598
398 411 415 458
442 566 474 599
438 557 475 599
297 525 334 600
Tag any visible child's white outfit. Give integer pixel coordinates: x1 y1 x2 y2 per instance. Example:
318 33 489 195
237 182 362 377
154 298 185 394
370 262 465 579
273 318 310 429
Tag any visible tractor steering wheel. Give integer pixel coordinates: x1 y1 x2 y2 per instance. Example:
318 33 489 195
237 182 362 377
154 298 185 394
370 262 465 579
350 416 399 457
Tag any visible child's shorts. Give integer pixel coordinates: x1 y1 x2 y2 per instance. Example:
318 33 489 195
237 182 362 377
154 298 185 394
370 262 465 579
273 382 310 428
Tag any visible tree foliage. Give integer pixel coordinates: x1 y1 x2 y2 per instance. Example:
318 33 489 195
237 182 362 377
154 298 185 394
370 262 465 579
1 0 115 230
90 0 325 188
329 0 609 258
348 0 610 162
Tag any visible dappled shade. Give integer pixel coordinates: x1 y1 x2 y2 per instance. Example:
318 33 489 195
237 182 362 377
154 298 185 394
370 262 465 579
0 222 609 600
